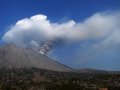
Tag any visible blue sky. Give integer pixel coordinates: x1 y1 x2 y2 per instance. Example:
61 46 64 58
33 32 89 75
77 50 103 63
0 0 120 70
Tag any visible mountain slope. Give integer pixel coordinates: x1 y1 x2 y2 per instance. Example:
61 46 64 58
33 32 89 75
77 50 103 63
76 68 108 74
0 44 72 72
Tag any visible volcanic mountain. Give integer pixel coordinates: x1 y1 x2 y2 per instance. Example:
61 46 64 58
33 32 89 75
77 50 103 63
0 44 72 72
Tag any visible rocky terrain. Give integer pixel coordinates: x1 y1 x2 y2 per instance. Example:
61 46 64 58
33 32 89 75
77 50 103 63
0 44 120 90
0 68 119 90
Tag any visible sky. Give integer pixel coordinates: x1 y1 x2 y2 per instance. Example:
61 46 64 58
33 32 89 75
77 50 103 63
0 0 120 70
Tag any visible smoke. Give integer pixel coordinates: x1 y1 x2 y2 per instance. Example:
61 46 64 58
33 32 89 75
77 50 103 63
39 42 52 54
2 10 120 54
38 39 56 54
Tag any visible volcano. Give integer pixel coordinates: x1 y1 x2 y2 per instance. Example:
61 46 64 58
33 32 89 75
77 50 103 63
0 44 72 72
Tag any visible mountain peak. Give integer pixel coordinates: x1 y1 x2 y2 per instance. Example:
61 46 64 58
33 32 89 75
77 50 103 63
0 44 72 72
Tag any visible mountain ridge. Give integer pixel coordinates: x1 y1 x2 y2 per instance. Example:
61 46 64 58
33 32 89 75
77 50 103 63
0 44 72 72
0 44 120 74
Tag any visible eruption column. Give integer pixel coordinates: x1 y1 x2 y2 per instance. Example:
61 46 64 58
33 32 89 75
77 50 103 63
38 40 55 54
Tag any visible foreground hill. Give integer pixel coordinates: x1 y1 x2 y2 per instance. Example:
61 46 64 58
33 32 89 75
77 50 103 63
0 44 72 72
76 68 108 74
0 68 120 90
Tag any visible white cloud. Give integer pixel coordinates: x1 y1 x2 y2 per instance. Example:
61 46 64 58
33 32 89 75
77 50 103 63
2 11 120 48
2 10 120 70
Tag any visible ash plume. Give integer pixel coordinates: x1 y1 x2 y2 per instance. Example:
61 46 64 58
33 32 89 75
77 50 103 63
2 11 120 55
38 40 53 54
38 39 62 54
